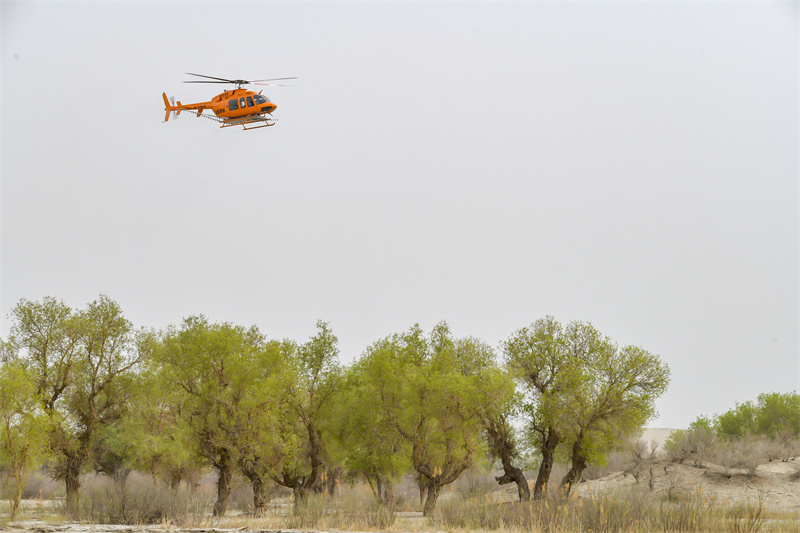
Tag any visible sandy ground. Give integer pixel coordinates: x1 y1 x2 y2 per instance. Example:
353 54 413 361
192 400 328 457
574 457 800 512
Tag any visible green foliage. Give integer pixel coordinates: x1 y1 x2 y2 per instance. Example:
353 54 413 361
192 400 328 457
564 342 670 461
0 360 51 518
154 315 280 515
8 296 78 414
716 402 759 439
267 322 342 501
354 322 510 515
1 297 687 527
8 295 143 518
713 392 800 441
332 361 410 503
753 392 800 438
504 316 670 494
118 345 198 487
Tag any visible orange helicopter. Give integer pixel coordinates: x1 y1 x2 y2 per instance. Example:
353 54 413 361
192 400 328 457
162 73 296 130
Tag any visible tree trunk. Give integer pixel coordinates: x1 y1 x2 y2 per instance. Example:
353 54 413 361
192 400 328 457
375 475 395 507
166 469 182 491
418 476 427 510
212 461 233 516
487 417 530 502
422 477 441 517
560 439 588 495
241 458 270 515
11 469 23 520
324 467 341 496
188 468 201 495
293 483 307 505
251 475 268 515
65 464 81 519
533 427 559 500
113 468 131 487
496 464 530 502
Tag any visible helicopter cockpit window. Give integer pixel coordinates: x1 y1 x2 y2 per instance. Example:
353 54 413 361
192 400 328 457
246 96 254 107
229 99 239 111
253 95 269 104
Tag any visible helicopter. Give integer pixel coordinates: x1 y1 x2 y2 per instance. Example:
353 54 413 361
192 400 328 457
162 73 296 130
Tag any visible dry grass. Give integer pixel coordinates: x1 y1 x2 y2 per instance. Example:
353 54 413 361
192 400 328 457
431 487 792 533
4 468 799 533
73 473 215 525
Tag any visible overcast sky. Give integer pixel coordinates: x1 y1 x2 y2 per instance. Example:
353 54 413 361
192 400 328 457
2 1 797 429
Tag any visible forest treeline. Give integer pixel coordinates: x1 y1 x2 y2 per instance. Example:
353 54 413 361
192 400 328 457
663 391 800 474
0 295 670 520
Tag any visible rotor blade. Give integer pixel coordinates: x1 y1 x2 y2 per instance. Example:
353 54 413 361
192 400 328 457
252 77 298 82
183 80 235 84
253 82 293 87
169 97 178 120
185 72 237 83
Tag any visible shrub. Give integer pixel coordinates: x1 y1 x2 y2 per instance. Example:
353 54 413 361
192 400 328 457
20 470 61 500
450 467 501 498
714 436 766 479
657 489 719 532
432 495 503 531
665 418 715 467
284 485 396 531
431 484 771 533
75 472 213 525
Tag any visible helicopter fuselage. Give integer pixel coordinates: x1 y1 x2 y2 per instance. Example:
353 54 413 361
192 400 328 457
162 88 276 122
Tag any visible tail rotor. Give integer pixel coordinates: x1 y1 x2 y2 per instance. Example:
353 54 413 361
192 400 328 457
162 92 179 122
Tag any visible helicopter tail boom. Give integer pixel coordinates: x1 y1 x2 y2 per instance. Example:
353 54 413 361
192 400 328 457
163 92 212 121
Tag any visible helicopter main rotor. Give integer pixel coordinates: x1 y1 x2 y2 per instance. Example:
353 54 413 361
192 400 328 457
184 72 297 90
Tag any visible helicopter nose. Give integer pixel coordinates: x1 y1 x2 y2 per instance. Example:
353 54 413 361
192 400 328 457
261 104 277 114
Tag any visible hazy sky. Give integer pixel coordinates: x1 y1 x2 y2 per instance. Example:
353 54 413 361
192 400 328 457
2 1 797 429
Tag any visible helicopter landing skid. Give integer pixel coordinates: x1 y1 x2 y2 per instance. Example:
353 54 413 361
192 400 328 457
220 115 276 130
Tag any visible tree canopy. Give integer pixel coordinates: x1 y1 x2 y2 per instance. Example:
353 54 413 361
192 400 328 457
1 295 675 518
505 316 670 497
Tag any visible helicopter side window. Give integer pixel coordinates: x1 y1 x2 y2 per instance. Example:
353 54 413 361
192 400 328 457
229 99 239 111
246 96 254 107
240 97 246 108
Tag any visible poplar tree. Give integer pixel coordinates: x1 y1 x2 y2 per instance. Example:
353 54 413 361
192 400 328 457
234 339 294 513
266 321 342 504
0 359 51 519
334 356 410 506
9 295 142 518
117 344 199 491
558 343 670 493
504 316 585 498
358 322 506 516
155 316 268 516
505 317 670 496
